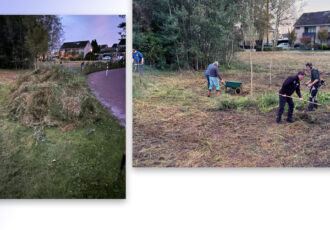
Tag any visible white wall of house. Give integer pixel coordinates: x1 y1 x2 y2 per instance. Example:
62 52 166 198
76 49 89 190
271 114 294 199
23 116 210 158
59 41 92 58
294 27 304 44
83 42 92 57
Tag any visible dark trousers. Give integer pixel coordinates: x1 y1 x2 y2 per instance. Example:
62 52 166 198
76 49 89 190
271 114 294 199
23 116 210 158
308 86 318 110
206 75 210 88
277 95 294 121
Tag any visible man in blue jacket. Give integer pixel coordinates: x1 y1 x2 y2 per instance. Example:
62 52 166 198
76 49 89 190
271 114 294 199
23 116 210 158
132 49 144 73
208 61 225 97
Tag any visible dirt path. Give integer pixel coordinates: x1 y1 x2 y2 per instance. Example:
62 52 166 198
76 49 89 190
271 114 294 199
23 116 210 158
87 68 126 126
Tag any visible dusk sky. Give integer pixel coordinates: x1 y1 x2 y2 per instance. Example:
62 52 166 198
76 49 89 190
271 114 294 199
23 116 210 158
60 15 125 47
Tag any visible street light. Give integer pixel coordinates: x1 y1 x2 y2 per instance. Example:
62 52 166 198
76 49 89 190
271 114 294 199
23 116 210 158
90 48 93 61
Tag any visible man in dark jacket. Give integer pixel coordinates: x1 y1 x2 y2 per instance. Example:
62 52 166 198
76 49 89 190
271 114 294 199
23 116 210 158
305 63 321 111
276 71 305 124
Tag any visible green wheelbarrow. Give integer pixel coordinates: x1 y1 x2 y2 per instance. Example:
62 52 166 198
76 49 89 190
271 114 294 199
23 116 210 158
224 80 243 95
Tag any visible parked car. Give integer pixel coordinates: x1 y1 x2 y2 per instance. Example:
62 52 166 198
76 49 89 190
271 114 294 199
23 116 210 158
277 43 290 48
264 43 273 47
102 56 111 61
113 56 123 61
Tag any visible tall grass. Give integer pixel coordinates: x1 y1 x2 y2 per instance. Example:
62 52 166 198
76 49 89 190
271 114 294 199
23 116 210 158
0 67 125 198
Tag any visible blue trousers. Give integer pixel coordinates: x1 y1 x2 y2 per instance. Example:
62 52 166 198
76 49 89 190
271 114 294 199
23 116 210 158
205 75 210 88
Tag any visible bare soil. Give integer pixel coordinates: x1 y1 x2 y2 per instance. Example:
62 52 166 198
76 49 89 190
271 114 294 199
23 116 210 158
133 52 330 167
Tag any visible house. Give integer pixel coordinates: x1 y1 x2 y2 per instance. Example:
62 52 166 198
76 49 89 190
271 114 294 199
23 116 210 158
294 11 330 45
59 40 92 58
100 44 109 52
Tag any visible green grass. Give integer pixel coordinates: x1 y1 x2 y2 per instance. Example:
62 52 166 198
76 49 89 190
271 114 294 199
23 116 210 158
0 68 125 198
215 91 329 113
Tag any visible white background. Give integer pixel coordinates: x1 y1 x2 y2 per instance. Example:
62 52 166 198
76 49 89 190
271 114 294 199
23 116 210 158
1 0 330 229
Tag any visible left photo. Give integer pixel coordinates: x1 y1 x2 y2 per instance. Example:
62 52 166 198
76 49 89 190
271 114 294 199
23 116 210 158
0 15 126 198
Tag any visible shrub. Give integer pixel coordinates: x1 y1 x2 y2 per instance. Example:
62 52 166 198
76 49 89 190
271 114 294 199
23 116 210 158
216 97 255 111
322 43 328 50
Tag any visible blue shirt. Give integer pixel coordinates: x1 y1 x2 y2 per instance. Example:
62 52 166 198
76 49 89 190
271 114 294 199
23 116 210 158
205 64 213 76
209 65 222 80
133 51 143 64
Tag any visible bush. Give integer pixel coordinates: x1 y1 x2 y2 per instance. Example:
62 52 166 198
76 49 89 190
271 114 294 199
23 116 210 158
216 97 255 111
322 43 328 50
256 47 283 52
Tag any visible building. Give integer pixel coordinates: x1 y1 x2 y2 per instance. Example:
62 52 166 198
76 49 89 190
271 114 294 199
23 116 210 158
294 11 330 45
59 40 92 58
100 44 109 52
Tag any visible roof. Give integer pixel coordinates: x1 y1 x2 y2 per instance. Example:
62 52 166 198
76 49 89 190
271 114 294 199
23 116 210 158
295 11 330 26
60 41 90 49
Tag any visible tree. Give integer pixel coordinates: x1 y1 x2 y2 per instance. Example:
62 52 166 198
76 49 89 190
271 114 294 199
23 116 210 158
318 28 329 50
242 0 259 96
288 28 296 47
300 36 311 48
133 0 242 70
91 39 100 54
271 0 300 48
23 15 62 69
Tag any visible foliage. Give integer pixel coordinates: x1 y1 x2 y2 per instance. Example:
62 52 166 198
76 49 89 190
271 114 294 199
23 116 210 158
91 39 100 54
0 15 62 69
318 28 329 50
133 0 242 70
83 60 125 75
84 52 97 60
300 36 311 46
288 28 296 47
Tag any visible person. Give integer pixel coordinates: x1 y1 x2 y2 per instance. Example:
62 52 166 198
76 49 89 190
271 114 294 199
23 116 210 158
205 63 214 88
305 63 321 111
208 61 225 97
132 49 144 73
80 61 85 72
276 71 305 124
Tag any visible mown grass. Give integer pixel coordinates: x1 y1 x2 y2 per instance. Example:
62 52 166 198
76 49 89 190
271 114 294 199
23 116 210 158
133 52 330 167
0 67 125 198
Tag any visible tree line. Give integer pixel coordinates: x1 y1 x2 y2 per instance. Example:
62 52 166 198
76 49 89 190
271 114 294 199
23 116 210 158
133 0 301 70
0 15 62 69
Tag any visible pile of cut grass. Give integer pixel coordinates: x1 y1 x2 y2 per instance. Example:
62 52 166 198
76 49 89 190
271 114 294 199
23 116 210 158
0 67 125 198
8 67 104 127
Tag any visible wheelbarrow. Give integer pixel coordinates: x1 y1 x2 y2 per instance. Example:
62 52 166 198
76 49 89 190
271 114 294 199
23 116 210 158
224 80 243 94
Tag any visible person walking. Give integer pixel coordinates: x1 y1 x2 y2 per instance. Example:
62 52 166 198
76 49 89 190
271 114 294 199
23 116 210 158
276 71 305 124
132 49 144 74
208 61 225 97
305 63 321 111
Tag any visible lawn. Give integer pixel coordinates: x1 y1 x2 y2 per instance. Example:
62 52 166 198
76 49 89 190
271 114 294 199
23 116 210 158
0 67 125 198
133 51 330 167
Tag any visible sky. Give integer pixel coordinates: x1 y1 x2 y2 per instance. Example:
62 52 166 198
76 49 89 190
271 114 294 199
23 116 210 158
279 0 330 33
301 0 330 13
60 15 125 48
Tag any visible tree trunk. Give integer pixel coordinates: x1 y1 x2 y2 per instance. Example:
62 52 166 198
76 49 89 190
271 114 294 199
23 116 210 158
269 59 272 86
250 42 253 96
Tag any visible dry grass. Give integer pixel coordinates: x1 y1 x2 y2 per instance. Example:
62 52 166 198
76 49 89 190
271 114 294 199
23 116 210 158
133 52 330 167
0 69 29 84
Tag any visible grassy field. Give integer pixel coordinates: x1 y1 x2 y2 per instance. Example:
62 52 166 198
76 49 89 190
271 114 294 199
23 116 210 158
133 52 330 167
0 67 125 198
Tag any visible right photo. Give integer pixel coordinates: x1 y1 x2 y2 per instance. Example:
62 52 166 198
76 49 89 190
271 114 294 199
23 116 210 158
133 0 330 167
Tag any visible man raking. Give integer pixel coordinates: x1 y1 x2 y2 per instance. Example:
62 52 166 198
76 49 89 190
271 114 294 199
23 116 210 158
305 63 321 111
276 71 305 124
